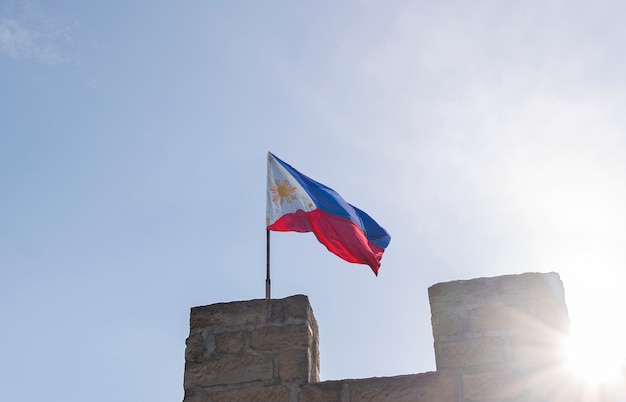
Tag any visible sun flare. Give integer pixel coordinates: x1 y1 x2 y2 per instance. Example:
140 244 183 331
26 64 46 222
561 275 626 387
564 331 626 384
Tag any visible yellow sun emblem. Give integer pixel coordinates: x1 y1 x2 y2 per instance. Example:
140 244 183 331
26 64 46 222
270 179 297 205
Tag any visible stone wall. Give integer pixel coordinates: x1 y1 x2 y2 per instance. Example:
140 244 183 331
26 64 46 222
181 272 621 401
183 295 319 402
429 272 570 401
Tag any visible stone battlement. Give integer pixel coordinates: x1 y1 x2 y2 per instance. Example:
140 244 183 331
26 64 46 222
181 273 623 401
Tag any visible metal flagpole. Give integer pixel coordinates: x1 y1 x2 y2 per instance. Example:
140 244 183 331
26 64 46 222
266 229 271 299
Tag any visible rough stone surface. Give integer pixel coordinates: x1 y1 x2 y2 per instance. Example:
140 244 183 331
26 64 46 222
182 388 207 402
349 373 457 402
184 355 274 388
467 304 527 333
528 296 570 332
429 277 495 313
211 385 290 402
278 348 311 383
462 370 522 400
435 337 508 370
185 333 208 364
250 324 310 350
190 299 268 330
299 381 343 402
431 310 466 338
510 331 564 369
284 294 312 320
430 272 570 376
429 272 566 313
215 331 244 354
266 294 312 323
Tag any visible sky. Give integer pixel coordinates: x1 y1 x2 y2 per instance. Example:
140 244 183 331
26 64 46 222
2 0 626 400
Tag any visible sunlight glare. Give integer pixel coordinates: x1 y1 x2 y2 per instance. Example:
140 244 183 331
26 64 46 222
561 271 626 386
565 331 625 384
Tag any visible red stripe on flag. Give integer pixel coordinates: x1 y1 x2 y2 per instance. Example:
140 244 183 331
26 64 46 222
268 209 313 233
268 209 385 275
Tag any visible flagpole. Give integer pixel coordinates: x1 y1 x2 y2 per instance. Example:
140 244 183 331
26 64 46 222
266 229 271 299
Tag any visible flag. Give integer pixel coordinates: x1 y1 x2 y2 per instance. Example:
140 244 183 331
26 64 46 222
266 152 390 275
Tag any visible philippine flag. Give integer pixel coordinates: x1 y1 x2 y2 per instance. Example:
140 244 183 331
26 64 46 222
266 152 391 275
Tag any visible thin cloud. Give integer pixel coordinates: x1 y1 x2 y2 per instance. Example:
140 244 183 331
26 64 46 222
0 5 71 64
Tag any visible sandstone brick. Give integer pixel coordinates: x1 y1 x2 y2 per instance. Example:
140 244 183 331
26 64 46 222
183 388 208 402
268 298 286 322
435 337 507 370
431 310 466 338
429 278 494 313
215 331 244 354
467 304 527 333
250 324 310 350
278 348 310 383
413 372 457 402
308 322 320 381
184 355 274 388
212 385 290 402
430 273 567 316
348 373 457 402
185 333 208 363
462 370 523 400
510 331 565 369
299 381 343 402
190 299 268 330
521 365 572 401
283 294 312 320
496 272 564 304
495 273 544 302
309 347 320 383
527 296 570 332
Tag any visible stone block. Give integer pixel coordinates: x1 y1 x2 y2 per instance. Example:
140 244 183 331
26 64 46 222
429 278 495 313
527 296 570 332
431 310 466 338
268 298 286 322
349 373 457 402
278 348 311 383
435 337 508 370
510 331 565 369
182 388 208 402
522 364 573 401
185 333 209 363
184 355 274 388
496 272 565 305
190 299 268 330
299 381 343 402
215 331 244 354
283 294 312 321
268 295 316 327
429 273 567 316
462 370 523 400
250 324 310 350
307 322 320 380
212 385 290 402
467 304 527 334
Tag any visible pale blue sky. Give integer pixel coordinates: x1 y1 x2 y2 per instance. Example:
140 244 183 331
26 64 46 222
3 1 626 401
